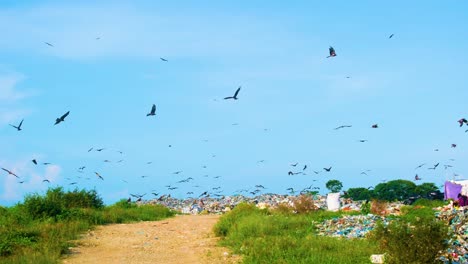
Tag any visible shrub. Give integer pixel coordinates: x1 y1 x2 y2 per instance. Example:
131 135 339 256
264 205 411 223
370 199 388 215
360 200 371 214
369 217 449 264
292 195 317 214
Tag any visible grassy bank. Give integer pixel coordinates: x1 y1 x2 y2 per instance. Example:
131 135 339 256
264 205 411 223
0 187 175 264
214 199 450 264
214 203 379 264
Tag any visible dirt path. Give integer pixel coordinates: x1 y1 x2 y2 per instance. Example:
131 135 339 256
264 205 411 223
63 215 241 264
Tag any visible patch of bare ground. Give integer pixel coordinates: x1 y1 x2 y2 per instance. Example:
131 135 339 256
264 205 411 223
63 215 240 264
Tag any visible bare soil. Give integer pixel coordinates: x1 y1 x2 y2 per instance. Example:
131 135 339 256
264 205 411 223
63 215 241 264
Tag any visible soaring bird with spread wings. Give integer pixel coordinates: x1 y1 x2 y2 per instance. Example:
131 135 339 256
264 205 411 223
55 111 70 125
10 119 24 131
2 168 18 178
224 86 241 100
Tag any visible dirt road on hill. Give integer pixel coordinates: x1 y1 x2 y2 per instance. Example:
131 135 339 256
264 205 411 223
63 215 241 264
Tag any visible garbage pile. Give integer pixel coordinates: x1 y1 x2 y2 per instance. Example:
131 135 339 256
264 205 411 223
314 214 389 238
141 193 333 214
436 205 468 264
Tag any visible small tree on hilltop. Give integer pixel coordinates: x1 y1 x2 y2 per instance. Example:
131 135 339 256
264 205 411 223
325 179 343 193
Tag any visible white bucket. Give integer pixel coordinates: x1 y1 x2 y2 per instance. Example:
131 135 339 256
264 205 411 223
327 192 341 211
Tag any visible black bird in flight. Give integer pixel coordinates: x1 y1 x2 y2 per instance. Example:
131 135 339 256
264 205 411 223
414 174 421 181
458 118 468 127
451 144 457 148
43 162 51 165
199 191 208 197
173 171 183 175
303 165 307 171
389 34 394 39
327 46 337 58
255 185 266 189
95 172 104 180
130 193 146 199
415 163 426 169
290 162 298 167
147 104 156 116
32 159 37 165
371 124 379 128
45 42 54 47
43 179 50 183
88 147 93 152
54 111 70 125
428 163 440 170
9 119 24 131
224 86 241 100
152 192 159 196
96 148 105 152
160 57 168 62
334 125 352 130
323 167 332 172
358 139 368 143
2 168 18 178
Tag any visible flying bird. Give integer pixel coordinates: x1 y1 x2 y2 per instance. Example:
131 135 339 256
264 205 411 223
458 118 467 127
414 174 421 181
389 34 394 39
371 124 379 128
54 111 70 125
160 57 168 62
358 139 368 143
43 179 50 183
428 163 440 170
303 165 307 171
323 167 332 172
327 46 337 58
224 86 241 100
334 125 352 130
1 168 18 178
44 42 54 47
32 159 37 165
9 119 24 131
88 147 94 152
94 172 104 180
290 162 298 167
415 163 426 169
147 104 156 116
96 148 105 152
172 171 183 175
451 144 457 148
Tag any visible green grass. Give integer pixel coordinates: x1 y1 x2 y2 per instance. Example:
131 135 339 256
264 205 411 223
214 203 379 264
0 188 175 264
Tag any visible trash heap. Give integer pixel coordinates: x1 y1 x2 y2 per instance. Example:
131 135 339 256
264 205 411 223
436 206 468 264
314 214 389 238
141 194 332 214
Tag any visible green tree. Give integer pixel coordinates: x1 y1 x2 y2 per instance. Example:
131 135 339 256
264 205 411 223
344 187 372 201
373 180 416 201
414 182 439 197
325 180 343 193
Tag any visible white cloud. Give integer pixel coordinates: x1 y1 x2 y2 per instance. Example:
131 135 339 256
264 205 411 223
0 71 35 126
0 159 62 203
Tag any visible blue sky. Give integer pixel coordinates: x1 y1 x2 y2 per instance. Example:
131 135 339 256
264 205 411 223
1 1 467 206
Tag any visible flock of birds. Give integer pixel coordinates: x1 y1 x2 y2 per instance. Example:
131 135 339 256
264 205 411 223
2 33 467 202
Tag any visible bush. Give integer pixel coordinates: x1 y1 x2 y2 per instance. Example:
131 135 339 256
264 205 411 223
22 187 104 220
292 195 317 214
370 199 388 215
369 217 449 264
